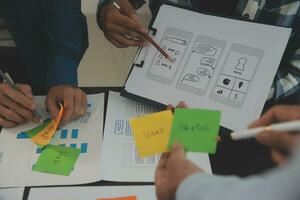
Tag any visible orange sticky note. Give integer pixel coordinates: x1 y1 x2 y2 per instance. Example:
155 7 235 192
30 103 64 147
130 110 173 157
97 196 136 200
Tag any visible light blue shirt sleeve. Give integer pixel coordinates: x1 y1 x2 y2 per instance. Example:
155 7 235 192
176 146 300 200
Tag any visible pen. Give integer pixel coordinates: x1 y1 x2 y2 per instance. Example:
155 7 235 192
0 69 43 123
217 120 300 141
112 1 174 62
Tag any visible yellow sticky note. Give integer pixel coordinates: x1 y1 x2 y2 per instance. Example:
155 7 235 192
130 110 173 157
31 104 64 147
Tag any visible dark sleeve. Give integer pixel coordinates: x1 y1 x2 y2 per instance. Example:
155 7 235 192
42 0 89 89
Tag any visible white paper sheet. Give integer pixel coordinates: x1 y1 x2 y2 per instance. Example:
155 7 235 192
0 93 105 187
0 187 24 200
101 91 211 182
125 4 292 131
28 185 156 200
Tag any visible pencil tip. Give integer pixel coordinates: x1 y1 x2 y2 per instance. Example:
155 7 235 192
167 56 175 63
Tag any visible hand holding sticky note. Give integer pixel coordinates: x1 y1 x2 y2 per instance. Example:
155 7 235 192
25 103 64 147
168 108 221 154
33 144 80 176
130 108 221 156
130 110 173 157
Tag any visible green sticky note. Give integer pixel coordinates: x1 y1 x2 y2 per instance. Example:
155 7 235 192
168 108 221 154
25 119 52 138
33 145 80 176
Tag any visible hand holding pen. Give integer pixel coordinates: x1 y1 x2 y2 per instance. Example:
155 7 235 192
98 0 148 47
0 70 43 128
111 1 174 62
218 105 300 164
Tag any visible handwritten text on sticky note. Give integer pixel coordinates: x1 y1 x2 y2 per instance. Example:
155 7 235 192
33 144 80 176
26 104 64 147
168 108 221 154
130 110 173 157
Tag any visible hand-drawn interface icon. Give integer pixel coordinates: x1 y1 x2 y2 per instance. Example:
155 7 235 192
210 44 264 108
147 27 193 85
176 35 226 96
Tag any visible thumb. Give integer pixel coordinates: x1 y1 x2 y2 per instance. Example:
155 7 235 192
46 96 59 120
170 143 185 162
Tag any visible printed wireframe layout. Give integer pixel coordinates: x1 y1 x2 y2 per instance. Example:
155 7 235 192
147 27 193 85
176 35 226 96
210 44 264 108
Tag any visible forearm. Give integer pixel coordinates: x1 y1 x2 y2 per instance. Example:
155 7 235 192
43 0 88 88
177 148 300 200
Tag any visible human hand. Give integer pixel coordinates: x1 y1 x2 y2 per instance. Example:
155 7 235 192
167 101 188 110
98 0 147 48
45 85 87 127
0 83 39 128
155 144 202 200
249 105 300 164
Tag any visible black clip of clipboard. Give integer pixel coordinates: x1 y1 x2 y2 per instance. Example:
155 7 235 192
132 27 158 68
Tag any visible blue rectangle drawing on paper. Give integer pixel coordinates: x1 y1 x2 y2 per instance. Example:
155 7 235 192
80 143 88 153
71 129 79 139
60 129 68 139
70 144 77 148
87 104 91 107
125 121 131 135
17 132 29 139
114 120 124 135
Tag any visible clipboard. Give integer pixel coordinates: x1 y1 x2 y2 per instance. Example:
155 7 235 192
121 3 291 131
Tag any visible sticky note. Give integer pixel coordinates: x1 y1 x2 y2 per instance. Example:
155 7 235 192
27 104 64 147
130 110 173 157
168 108 221 154
97 196 136 200
33 144 80 176
25 119 52 138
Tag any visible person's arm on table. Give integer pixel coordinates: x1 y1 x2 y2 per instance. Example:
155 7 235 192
42 0 89 127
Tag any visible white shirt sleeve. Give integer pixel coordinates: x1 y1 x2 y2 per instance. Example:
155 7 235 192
176 146 300 200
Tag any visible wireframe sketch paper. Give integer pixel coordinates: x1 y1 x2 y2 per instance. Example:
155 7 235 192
100 91 211 182
0 93 104 187
28 185 156 200
124 4 292 131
